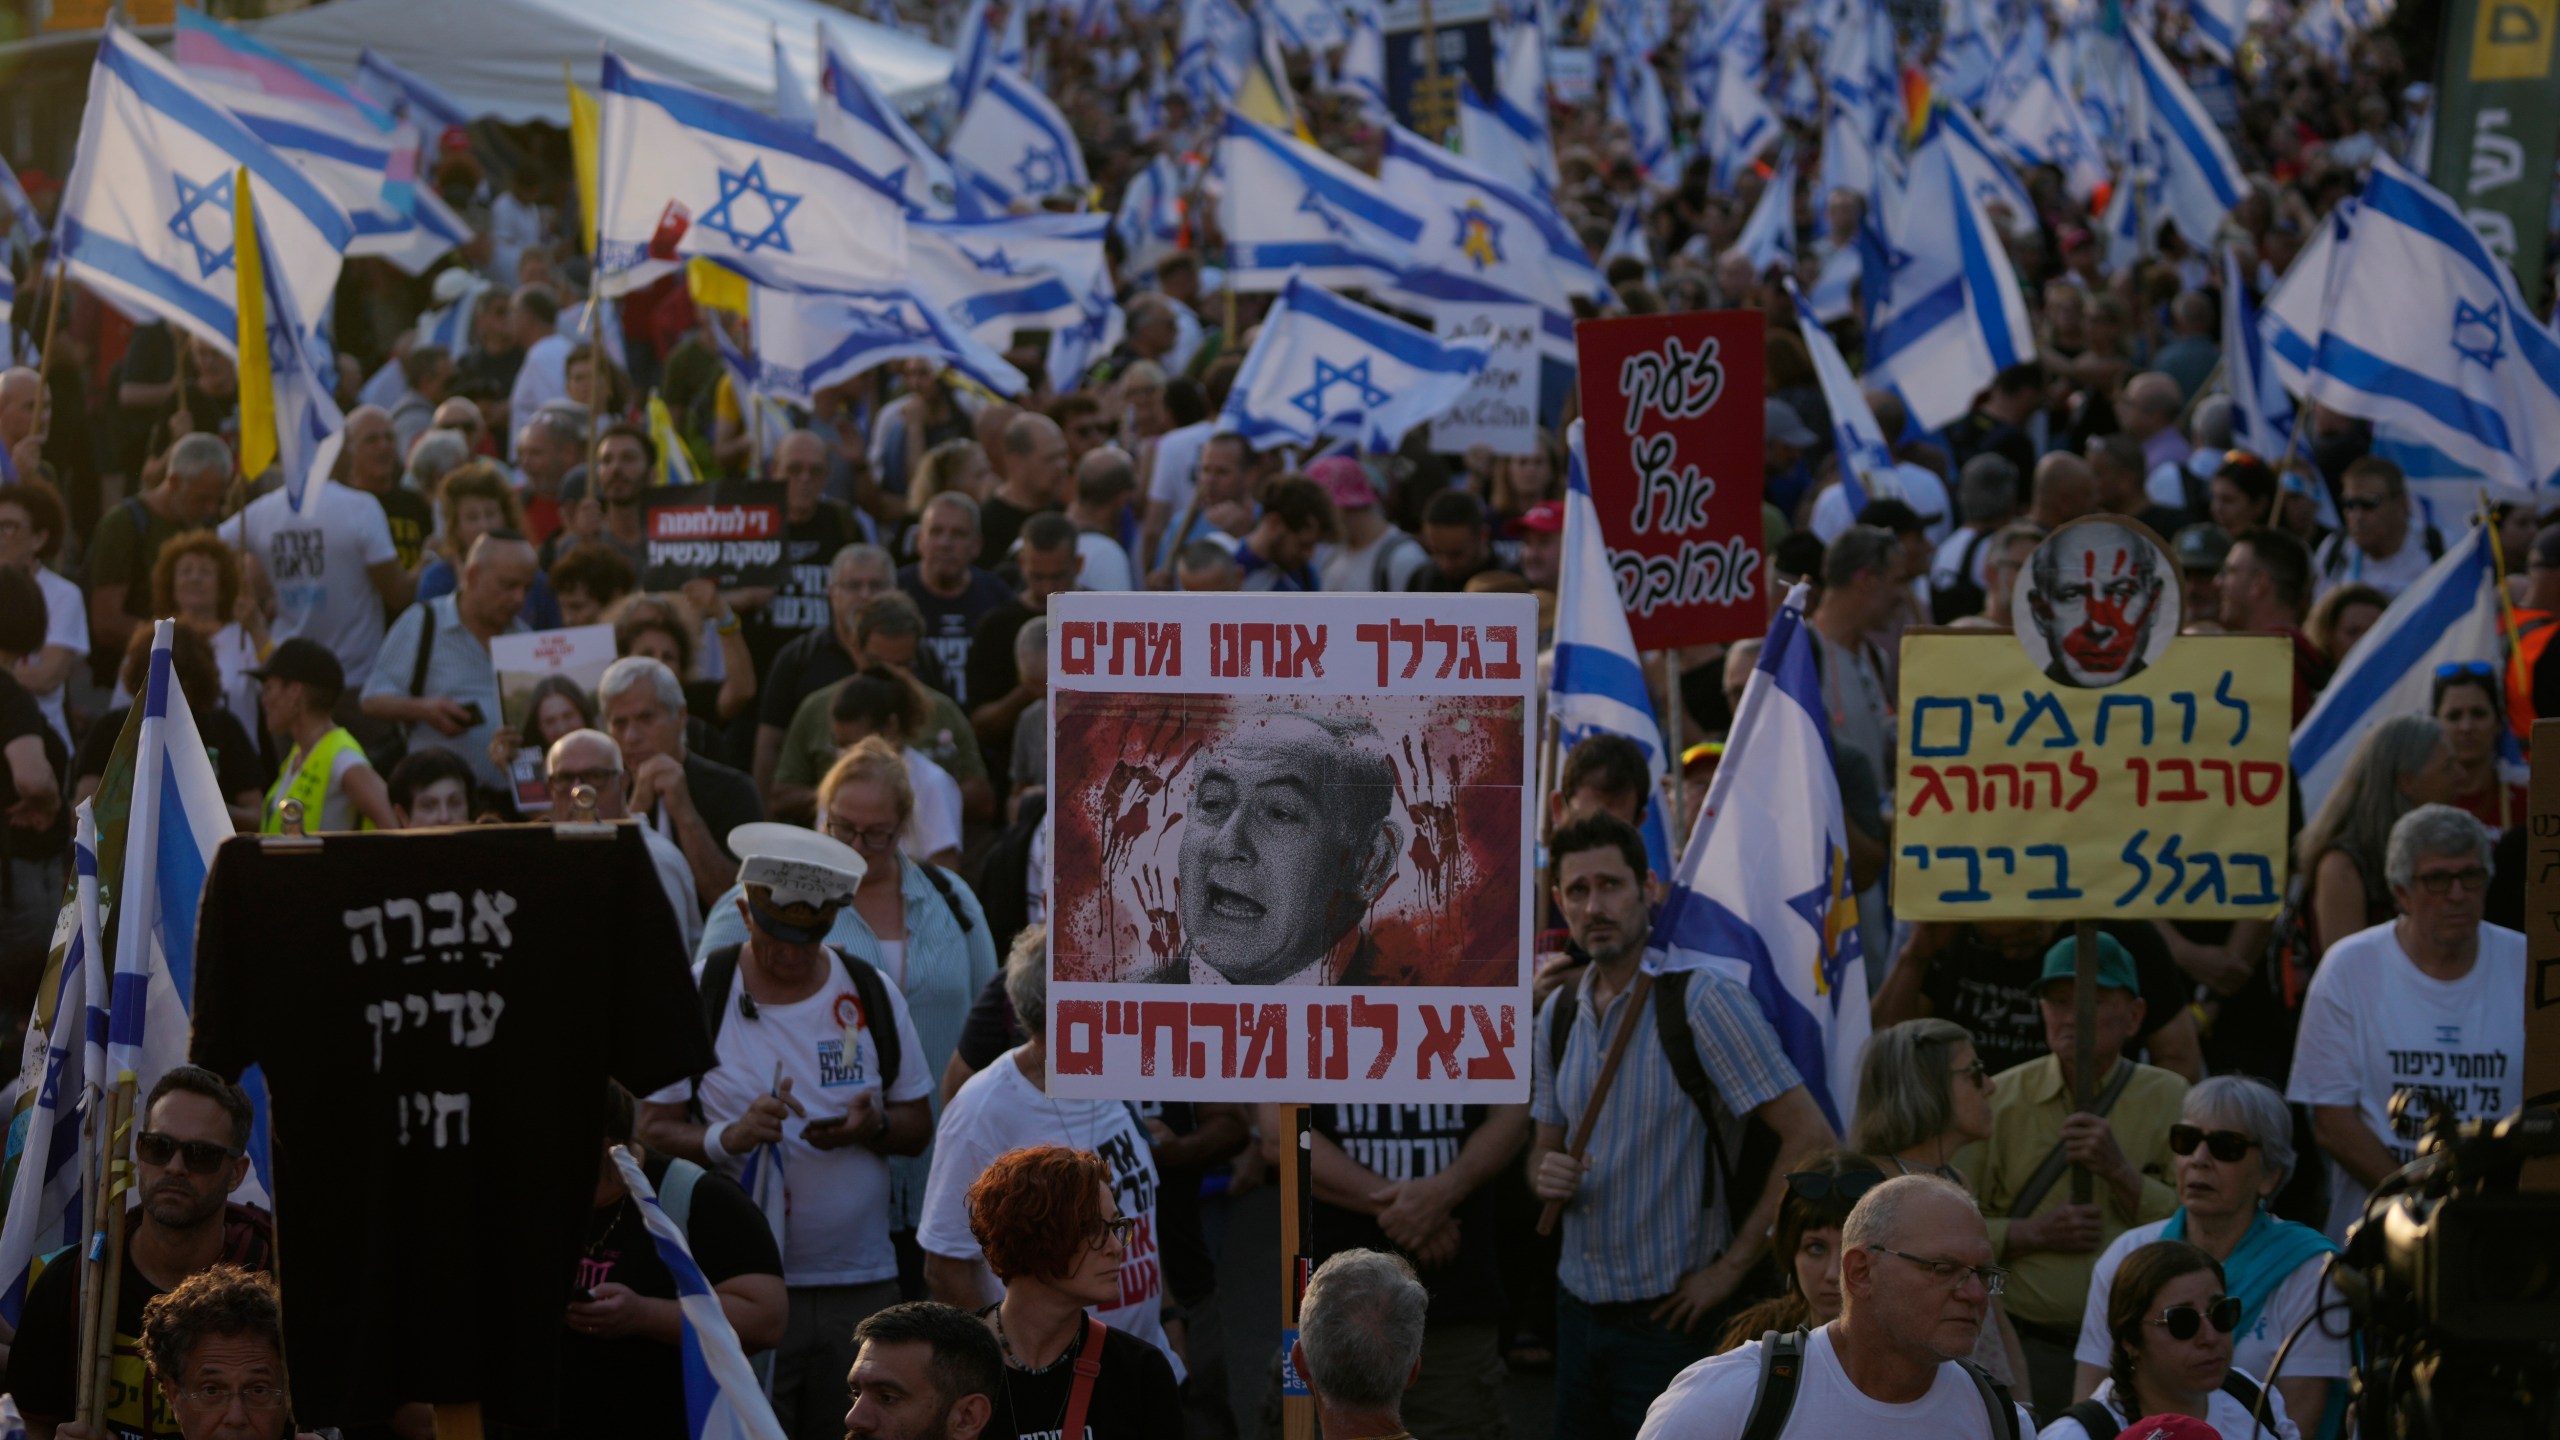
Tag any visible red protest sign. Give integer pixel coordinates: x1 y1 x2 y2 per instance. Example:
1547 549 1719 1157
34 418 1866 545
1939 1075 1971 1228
1573 312 1766 649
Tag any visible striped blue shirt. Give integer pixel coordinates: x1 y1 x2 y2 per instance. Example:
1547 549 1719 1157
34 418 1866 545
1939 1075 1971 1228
1532 958 1800 1304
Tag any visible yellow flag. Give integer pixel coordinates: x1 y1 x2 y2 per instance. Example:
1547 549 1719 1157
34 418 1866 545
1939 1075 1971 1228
1234 50 1308 141
646 393 701 487
232 166 277 485
566 64 601 256
685 257 750 316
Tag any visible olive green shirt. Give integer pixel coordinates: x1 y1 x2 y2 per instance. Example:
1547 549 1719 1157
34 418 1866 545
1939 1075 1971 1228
1956 1054 2187 1329
775 678 986 790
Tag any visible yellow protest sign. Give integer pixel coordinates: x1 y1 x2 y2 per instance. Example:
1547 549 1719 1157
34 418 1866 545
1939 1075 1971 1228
1890 632 2292 920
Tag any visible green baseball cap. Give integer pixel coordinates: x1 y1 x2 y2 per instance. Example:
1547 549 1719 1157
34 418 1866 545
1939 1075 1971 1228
2034 932 2140 994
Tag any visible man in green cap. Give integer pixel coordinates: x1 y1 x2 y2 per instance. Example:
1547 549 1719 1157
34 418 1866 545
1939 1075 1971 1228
1959 932 2189 1419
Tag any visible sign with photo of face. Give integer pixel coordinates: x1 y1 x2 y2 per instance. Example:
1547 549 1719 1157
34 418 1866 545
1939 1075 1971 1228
1044 592 1537 1103
2012 516 2182 689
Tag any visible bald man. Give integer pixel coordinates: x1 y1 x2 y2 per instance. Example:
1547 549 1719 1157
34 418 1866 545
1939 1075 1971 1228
546 728 700 950
978 413 1067 568
341 404 435 570
2029 454 2099 532
738 429 860 684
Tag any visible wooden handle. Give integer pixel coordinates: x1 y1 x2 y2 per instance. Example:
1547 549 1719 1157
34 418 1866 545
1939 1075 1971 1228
1538 972 1653 1236
2071 921 2098 1207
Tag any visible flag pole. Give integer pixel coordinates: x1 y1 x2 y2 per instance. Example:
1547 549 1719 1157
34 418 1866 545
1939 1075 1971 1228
77 1071 136 1434
1278 1105 1314 1440
1537 971 1651 1236
2070 922 2097 1204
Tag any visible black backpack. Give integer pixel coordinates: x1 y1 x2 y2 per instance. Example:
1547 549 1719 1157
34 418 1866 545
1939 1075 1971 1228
1931 528 1994 625
1546 969 1781 1229
2065 1371 2267 1440
1741 1328 2022 1440
696 943 903 1095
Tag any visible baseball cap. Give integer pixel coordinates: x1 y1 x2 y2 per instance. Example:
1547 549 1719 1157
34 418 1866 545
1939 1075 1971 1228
2114 1417 2220 1440
2035 932 2141 995
1514 500 1565 535
1766 399 1817 449
731 822 868 943
246 637 346 695
1308 455 1377 510
2171 523 2231 574
430 269 480 306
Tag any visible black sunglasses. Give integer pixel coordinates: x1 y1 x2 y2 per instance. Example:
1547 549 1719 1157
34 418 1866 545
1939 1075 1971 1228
2167 1125 2263 1163
136 1131 244 1175
1785 1169 1887 1204
2150 1296 2242 1341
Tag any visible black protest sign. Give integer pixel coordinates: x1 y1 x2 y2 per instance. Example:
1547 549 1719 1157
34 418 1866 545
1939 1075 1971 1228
640 481 788 590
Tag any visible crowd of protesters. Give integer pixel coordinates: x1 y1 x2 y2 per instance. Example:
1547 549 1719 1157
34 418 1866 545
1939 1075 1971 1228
0 0 2545 1438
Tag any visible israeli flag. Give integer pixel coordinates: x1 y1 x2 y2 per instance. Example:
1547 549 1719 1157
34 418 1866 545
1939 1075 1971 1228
1492 22 1560 197
2185 0 2249 61
1113 155 1186 275
607 1147 790 1440
236 172 347 512
1934 0 2004 107
2221 246 2293 462
1610 55 1675 182
1047 261 1125 390
1552 421 1675 873
1602 195 1652 276
2127 24 2247 249
1264 0 1348 50
596 54 907 298
739 281 1029 406
1376 123 1601 361
948 66 1089 213
910 210 1109 342
0 152 43 255
354 47 471 132
950 0 1028 109
1861 136 2036 432
1788 277 1892 515
55 26 352 353
1731 149 1797 274
1339 4 1391 124
2262 158 2560 494
1820 92 1886 203
1704 47 1781 192
1986 53 2107 200
1177 0 1256 107
1218 113 1425 292
0 807 104 1326
1652 583 1871 1133
1220 272 1490 453
817 24 959 217
1934 100 2041 239
415 277 489 354
2293 524 2500 819
1805 241 1860 323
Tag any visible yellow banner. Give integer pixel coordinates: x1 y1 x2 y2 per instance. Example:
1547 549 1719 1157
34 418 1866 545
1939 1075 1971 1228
232 167 276 486
566 69 601 256
2471 0 2559 81
1890 632 2292 920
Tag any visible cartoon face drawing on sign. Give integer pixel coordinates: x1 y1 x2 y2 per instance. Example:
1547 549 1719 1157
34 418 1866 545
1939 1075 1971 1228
2014 516 2180 689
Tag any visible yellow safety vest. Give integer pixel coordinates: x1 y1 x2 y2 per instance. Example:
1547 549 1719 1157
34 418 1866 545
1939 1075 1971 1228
262 726 374 834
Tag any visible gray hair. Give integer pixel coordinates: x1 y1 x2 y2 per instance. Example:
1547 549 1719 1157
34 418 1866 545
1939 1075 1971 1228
2385 802 2493 891
1842 1173 1977 1254
1297 1249 1427 1408
1957 456 2018 524
2298 715 2443 880
544 728 624 778
923 490 982 532
2190 394 2235 449
2183 1075 2296 1191
1015 616 1049 666
523 407 585 450
1822 525 1899 591
408 428 473 487
1003 924 1047 1040
1850 1019 1975 1157
168 433 234 484
832 542 893 580
597 655 686 715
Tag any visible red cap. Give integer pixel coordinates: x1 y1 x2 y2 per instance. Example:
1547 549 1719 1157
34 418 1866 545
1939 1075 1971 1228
1514 500 1565 534
1307 456 1377 509
439 125 473 152
2115 1416 2221 1440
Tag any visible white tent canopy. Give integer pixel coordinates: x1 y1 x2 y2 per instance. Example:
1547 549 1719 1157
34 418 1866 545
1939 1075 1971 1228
249 0 954 124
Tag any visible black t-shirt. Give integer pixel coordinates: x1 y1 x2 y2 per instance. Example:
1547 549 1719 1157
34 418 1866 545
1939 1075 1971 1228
1917 922 2188 1077
556 1152 782 1440
967 598 1038 786
896 566 1015 707
370 486 437 572
741 502 856 687
979 1314 1184 1440
957 969 1021 1071
0 672 67 862
1311 1104 1503 1317
976 494 1052 571
675 750 764 859
188 826 715 1430
76 704 267 803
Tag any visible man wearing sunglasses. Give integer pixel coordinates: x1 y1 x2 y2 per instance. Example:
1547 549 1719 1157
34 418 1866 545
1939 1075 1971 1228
2312 455 2440 601
2288 804 2525 1243
8 1067 271 1440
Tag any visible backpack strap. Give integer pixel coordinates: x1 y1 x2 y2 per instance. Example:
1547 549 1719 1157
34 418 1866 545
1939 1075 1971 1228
1059 1315 1107 1440
1737 1328 1806 1440
2220 1368 2267 1436
2066 1397 2121 1440
1650 971 1747 1212
1546 985 1579 1074
839 950 904 1092
658 1157 706 1235
2006 1059 2140 1218
699 944 744 1044
1959 1361 2023 1440
916 860 975 934
406 597 439 699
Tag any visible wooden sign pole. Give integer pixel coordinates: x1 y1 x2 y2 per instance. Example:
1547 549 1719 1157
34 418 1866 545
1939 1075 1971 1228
79 1072 137 1436
2070 920 2098 1205
2523 720 2560 1190
1278 1105 1314 1440
1537 971 1652 1236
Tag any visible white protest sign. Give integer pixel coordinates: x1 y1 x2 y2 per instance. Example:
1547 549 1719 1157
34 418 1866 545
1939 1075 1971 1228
490 624 617 812
1428 301 1540 456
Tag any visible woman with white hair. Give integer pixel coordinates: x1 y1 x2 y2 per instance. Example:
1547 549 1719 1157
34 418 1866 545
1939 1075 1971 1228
2068 1075 2345 1436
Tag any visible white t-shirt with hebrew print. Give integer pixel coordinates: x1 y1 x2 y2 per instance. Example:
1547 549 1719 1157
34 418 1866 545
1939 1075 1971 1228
917 1045 1184 1379
225 479 400 683
2285 918 2526 1241
1637 1324 2034 1439
646 949 931 1286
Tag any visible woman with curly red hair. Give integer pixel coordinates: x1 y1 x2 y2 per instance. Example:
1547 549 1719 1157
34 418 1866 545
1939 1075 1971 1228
962 1144 1181 1439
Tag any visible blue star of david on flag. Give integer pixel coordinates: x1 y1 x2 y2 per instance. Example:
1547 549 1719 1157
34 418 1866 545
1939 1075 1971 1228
168 171 237 279
1296 188 1354 238
1290 356 1391 421
1013 147 1066 195
843 301 926 340
699 159 802 254
958 243 1020 275
1782 840 1861 996
2451 298 2505 370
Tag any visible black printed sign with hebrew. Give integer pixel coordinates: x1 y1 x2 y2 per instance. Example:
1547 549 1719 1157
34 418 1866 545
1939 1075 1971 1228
1889 632 2294 920
189 826 712 1429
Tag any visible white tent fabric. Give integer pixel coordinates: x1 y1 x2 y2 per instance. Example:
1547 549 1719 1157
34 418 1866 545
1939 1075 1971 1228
248 0 953 123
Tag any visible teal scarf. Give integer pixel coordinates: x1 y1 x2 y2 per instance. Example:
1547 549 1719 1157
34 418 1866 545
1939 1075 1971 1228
2163 1207 2347 1440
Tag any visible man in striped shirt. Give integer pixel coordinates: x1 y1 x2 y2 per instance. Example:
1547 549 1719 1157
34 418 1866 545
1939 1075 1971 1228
1529 813 1838 1440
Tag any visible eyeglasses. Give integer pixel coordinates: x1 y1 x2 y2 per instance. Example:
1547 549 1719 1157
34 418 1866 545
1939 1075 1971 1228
823 818 901 850
2411 866 2489 896
176 1385 286 1413
2149 1296 2242 1341
2167 1125 2263 1163
546 767 621 791
136 1131 244 1175
2435 661 2495 679
1953 1060 1991 1088
2339 496 2389 512
1872 1247 2008 1296
1785 1169 1887 1204
1089 1214 1139 1248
